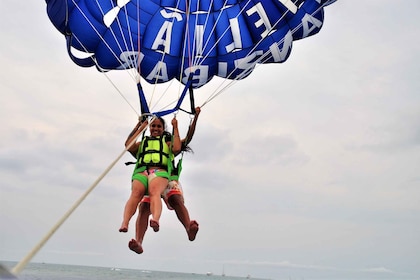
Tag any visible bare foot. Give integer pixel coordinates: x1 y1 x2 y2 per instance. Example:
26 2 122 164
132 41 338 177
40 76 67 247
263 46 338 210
128 239 143 254
187 220 199 241
150 219 159 232
119 225 128 232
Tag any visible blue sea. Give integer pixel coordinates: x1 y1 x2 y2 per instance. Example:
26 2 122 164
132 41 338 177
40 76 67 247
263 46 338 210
0 262 261 280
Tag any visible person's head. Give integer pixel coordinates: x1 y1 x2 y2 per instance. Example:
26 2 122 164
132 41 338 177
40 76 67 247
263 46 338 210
150 117 166 137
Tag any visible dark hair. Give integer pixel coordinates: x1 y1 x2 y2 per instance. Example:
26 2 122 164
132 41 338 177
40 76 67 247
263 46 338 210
156 117 166 129
163 131 172 142
181 142 193 153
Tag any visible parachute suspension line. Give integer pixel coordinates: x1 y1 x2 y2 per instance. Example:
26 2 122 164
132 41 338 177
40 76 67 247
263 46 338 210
138 0 195 117
185 0 193 69
70 32 139 112
174 0 192 99
149 80 195 116
103 72 140 115
135 0 186 118
156 0 186 103
173 79 196 115
194 0 254 68
70 0 140 81
99 0 133 64
69 33 141 117
192 0 235 68
119 0 138 71
193 0 261 70
170 0 199 117
190 0 201 68
11 120 151 276
70 1 142 116
187 0 264 105
167 0 259 108
152 75 195 117
200 81 236 108
191 0 219 67
102 0 140 78
80 0 147 117
134 0 147 118
121 2 137 65
136 0 142 76
136 75 196 117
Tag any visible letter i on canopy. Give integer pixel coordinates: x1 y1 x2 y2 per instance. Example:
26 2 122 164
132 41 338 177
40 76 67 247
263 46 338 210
278 0 298 14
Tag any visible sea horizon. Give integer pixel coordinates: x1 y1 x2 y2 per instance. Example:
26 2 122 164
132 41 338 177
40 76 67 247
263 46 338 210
0 261 263 280
2 260 418 280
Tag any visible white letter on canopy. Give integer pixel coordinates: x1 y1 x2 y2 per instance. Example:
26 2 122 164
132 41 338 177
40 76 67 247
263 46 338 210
146 61 169 82
269 30 293 62
225 17 242 53
152 10 183 54
277 0 298 14
246 3 273 39
234 50 263 78
195 25 204 56
182 65 209 87
118 51 142 69
301 13 323 38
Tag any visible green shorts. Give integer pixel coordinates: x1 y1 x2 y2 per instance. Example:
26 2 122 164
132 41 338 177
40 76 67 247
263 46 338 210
132 167 169 193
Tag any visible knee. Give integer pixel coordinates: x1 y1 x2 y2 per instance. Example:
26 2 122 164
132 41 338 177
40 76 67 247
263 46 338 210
131 181 145 196
149 180 168 195
139 203 151 215
168 195 183 208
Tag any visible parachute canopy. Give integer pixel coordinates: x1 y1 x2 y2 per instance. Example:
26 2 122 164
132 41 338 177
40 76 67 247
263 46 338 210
46 0 336 89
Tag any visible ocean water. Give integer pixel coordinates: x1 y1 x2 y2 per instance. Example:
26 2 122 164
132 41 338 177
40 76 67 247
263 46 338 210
0 262 260 280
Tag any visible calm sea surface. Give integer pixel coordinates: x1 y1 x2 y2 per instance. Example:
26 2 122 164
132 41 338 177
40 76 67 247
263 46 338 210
1 262 261 280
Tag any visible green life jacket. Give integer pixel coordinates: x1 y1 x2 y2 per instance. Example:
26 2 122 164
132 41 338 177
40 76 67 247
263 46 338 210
136 135 171 168
169 158 183 181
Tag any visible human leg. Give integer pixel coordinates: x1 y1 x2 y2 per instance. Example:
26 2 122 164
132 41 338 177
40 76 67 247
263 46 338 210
168 194 199 241
119 179 146 232
148 176 168 232
129 200 150 254
136 200 151 242
168 194 190 229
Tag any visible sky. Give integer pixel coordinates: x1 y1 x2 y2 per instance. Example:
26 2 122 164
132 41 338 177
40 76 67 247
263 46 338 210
1 1 419 279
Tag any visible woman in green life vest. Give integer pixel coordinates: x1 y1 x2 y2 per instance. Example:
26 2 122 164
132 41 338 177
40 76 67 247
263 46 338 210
119 116 181 233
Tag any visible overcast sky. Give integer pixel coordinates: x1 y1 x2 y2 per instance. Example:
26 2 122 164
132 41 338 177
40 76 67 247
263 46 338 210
1 1 419 279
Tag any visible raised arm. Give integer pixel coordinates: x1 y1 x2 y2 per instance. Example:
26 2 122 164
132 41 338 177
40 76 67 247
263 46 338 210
125 119 149 157
183 107 201 145
171 117 181 155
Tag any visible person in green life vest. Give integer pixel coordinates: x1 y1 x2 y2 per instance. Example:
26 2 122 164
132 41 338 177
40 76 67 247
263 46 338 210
128 107 201 254
119 116 181 233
